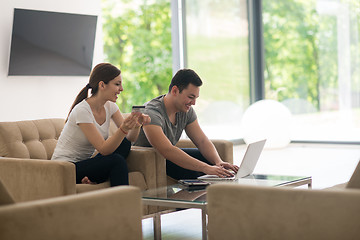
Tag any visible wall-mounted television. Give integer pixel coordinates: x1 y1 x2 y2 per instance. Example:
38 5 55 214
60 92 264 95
8 8 97 76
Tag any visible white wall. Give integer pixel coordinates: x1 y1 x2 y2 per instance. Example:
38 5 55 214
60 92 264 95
0 0 103 121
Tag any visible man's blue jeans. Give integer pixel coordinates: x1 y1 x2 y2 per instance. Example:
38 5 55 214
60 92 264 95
166 148 212 180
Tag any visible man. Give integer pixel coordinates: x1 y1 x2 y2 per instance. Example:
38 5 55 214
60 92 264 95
134 69 238 180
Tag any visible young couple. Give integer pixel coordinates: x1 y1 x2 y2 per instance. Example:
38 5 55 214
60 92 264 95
52 63 238 186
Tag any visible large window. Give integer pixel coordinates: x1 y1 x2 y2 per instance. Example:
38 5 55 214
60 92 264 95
102 0 172 112
102 0 360 143
263 0 360 142
184 0 250 140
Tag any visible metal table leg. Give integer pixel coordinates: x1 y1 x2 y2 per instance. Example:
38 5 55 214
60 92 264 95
153 213 162 240
201 208 207 240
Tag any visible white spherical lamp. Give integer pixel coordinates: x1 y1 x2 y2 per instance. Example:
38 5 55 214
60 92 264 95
241 100 292 149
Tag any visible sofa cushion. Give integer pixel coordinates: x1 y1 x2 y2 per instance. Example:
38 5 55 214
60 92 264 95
0 119 64 160
76 171 148 194
76 182 111 194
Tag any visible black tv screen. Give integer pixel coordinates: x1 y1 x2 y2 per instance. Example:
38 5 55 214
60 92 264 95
8 9 97 76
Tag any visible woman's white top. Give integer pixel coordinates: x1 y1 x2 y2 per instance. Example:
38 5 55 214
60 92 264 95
51 100 119 162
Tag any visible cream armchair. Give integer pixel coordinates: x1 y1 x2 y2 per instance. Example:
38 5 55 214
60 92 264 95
207 161 360 240
207 184 360 240
0 179 143 240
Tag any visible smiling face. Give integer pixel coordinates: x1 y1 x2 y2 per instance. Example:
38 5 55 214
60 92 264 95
174 83 200 112
103 74 123 102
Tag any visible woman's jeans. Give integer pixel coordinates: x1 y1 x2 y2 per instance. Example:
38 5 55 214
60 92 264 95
74 138 131 186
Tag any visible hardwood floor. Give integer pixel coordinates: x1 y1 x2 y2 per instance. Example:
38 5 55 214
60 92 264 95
142 143 360 239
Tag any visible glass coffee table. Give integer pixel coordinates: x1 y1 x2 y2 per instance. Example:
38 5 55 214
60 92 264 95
142 174 312 240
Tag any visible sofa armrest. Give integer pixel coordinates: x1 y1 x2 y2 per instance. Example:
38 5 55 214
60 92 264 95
128 146 167 189
175 139 196 148
0 157 76 202
176 139 233 164
0 186 142 240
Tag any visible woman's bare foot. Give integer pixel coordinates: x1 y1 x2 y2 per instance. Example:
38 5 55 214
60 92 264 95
81 176 95 184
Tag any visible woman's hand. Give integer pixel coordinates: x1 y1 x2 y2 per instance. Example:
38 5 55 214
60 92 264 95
121 112 140 132
120 112 151 132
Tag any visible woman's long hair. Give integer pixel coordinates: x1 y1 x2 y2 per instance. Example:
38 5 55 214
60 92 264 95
66 63 121 122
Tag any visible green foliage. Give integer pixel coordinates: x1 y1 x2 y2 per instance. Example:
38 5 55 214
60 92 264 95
263 0 320 109
187 35 250 104
102 0 172 112
185 0 250 109
263 0 360 112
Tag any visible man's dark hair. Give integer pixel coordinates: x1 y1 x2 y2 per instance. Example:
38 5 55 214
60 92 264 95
168 69 203 93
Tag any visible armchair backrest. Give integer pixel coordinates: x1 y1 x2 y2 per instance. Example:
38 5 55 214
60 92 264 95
0 119 65 160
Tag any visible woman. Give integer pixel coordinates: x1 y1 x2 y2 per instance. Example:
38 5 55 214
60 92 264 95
51 63 150 186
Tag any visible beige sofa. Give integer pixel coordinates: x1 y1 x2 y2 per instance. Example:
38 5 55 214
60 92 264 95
207 160 360 240
0 118 233 214
0 178 143 240
0 118 160 215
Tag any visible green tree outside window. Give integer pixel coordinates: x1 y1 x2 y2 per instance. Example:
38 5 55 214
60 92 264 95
102 0 172 112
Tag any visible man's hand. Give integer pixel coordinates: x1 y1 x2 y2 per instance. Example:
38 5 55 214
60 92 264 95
138 113 151 126
204 165 235 178
218 162 239 173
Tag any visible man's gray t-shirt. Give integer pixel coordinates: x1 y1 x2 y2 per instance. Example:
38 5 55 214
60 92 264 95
134 95 197 147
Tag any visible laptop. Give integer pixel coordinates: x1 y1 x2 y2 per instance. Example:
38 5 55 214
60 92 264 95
197 139 266 181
